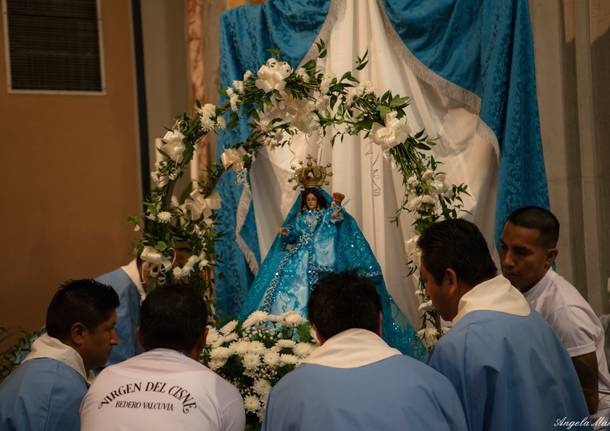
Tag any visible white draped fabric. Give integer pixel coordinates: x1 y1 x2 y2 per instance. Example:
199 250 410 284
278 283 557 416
250 0 499 324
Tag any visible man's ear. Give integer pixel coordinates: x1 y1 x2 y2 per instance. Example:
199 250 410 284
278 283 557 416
445 268 458 295
545 247 558 269
312 324 326 345
70 322 87 347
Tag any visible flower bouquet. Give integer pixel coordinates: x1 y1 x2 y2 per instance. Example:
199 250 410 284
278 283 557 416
201 311 318 430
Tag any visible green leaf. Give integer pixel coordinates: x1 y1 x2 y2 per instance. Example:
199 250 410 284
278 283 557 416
155 241 168 252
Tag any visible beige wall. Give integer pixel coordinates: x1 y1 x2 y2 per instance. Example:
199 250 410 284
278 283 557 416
0 1 141 334
530 0 610 313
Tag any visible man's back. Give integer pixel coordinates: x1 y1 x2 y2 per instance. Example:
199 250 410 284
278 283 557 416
80 348 244 431
0 358 87 431
263 354 467 431
429 310 590 431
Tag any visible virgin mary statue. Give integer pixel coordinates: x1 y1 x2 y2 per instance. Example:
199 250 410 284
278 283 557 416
240 163 426 359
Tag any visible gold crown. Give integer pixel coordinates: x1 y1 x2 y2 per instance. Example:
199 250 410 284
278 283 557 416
288 154 332 190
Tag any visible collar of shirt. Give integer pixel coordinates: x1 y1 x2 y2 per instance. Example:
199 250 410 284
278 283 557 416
121 258 146 301
300 328 401 368
22 333 93 383
522 268 553 304
452 275 531 325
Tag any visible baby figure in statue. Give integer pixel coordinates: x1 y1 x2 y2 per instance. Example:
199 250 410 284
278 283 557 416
240 158 426 359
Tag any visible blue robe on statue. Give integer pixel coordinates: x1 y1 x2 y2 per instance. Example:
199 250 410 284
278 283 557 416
428 276 591 431
240 190 427 360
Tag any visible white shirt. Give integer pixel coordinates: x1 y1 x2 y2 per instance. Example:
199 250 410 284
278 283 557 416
525 269 610 415
80 348 245 431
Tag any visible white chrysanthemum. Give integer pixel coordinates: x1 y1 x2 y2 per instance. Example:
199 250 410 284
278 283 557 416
293 342 315 357
244 394 260 413
279 354 299 365
209 346 231 360
275 339 296 349
263 351 280 367
281 311 305 327
206 327 220 345
253 379 272 397
198 103 216 132
222 333 238 344
219 320 238 335
242 310 270 328
248 341 266 355
230 341 250 355
242 353 260 370
157 211 172 223
243 70 253 80
208 359 226 370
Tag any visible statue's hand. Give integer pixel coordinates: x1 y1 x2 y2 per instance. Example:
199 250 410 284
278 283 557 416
332 192 345 205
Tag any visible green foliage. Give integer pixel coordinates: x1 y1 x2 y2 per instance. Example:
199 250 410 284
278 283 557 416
0 326 44 383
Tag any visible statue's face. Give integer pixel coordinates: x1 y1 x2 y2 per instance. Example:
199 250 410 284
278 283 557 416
306 193 318 210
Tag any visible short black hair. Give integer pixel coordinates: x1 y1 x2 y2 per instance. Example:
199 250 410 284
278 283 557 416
300 188 328 211
46 279 119 341
417 219 497 286
308 272 381 341
507 206 559 247
139 284 208 352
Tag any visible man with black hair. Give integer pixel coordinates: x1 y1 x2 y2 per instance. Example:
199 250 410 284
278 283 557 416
421 219 589 430
500 206 610 419
262 271 468 431
0 279 119 431
80 284 244 431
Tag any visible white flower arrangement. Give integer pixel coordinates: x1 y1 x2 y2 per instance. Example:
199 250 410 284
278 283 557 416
201 312 318 429
129 39 468 344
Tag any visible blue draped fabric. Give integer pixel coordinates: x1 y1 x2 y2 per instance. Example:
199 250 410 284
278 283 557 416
216 0 548 316
241 190 427 359
383 0 549 240
215 1 331 319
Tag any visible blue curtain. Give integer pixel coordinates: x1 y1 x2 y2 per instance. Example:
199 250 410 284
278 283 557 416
383 0 549 240
215 0 548 318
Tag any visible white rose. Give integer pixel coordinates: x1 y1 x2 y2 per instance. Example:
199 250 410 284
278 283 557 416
420 195 436 206
220 147 247 171
405 196 423 212
230 93 239 112
243 70 253 81
219 320 238 335
370 111 410 151
160 130 186 163
244 395 260 413
255 61 291 93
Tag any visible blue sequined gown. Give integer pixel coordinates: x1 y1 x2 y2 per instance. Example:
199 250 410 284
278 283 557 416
240 190 427 360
